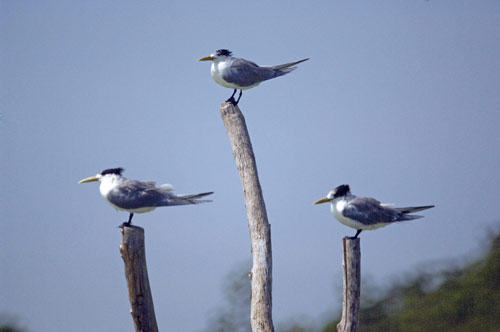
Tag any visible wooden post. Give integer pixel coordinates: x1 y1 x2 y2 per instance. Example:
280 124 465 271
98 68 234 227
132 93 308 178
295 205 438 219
337 237 361 332
120 224 159 332
220 102 275 332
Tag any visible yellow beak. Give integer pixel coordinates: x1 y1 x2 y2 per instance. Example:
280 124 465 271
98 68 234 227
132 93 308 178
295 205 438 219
78 176 99 184
313 197 332 205
198 55 214 61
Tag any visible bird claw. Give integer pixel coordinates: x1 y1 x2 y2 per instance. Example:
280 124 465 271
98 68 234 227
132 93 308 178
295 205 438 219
226 96 238 105
118 221 132 229
226 89 241 105
347 229 362 239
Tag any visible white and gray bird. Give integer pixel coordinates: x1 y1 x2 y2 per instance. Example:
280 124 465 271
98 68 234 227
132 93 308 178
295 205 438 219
314 184 434 239
199 49 309 105
78 168 213 225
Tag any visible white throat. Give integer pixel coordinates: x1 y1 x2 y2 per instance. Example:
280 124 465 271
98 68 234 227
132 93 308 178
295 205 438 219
330 197 347 219
99 174 122 198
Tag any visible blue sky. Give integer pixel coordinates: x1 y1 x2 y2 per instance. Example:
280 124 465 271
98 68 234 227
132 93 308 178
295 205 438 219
2 1 500 331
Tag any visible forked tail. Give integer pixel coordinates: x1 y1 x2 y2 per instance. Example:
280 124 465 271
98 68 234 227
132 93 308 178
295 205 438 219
272 58 310 70
177 191 214 201
396 205 435 214
396 205 435 221
166 191 214 206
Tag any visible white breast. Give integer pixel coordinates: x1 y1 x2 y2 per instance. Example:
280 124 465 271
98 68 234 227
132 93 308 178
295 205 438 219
211 61 236 88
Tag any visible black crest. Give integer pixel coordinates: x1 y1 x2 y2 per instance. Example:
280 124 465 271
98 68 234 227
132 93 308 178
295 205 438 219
333 184 350 198
101 167 124 176
215 49 232 57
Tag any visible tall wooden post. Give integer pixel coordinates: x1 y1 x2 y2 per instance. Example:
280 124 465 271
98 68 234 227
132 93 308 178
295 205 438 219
337 237 361 332
120 224 159 332
220 102 275 332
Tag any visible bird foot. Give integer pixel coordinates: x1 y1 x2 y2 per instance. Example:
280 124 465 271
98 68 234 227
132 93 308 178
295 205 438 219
118 221 132 229
347 229 362 239
225 96 238 105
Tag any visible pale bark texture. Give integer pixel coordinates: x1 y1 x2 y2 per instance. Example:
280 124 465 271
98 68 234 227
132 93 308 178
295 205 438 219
220 102 275 332
337 237 361 332
120 224 159 332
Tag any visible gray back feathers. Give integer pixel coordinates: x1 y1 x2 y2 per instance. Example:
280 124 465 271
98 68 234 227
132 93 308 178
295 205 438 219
222 57 309 87
342 197 434 226
106 179 213 210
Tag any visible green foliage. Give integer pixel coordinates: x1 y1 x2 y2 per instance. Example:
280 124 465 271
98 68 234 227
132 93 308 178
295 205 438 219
200 261 252 332
320 321 337 332
0 327 22 332
277 315 317 332
279 325 311 332
0 314 27 332
330 234 500 332
394 235 500 332
202 232 500 332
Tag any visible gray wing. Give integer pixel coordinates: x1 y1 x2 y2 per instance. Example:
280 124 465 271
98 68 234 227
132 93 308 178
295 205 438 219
222 58 278 87
107 180 167 210
342 197 401 225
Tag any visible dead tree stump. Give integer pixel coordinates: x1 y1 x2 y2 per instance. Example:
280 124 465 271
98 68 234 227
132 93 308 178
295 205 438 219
120 224 159 332
337 237 361 332
220 102 275 332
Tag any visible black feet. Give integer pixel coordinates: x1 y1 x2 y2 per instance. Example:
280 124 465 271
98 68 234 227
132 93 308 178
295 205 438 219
226 89 237 104
226 89 242 105
118 213 135 228
349 229 362 239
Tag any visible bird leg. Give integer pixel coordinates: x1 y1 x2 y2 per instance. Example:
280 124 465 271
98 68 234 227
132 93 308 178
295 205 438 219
226 89 238 104
235 90 243 105
349 229 362 239
126 213 134 225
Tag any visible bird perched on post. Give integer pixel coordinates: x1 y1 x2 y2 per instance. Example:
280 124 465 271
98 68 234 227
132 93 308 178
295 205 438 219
314 184 434 239
78 168 213 225
198 49 309 105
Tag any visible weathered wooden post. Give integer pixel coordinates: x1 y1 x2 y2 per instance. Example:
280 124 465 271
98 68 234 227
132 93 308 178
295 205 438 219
220 102 275 332
120 224 159 332
337 237 361 332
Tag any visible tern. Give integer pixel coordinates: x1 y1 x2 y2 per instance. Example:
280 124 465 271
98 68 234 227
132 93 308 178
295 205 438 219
314 184 434 239
198 49 309 105
78 168 213 225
